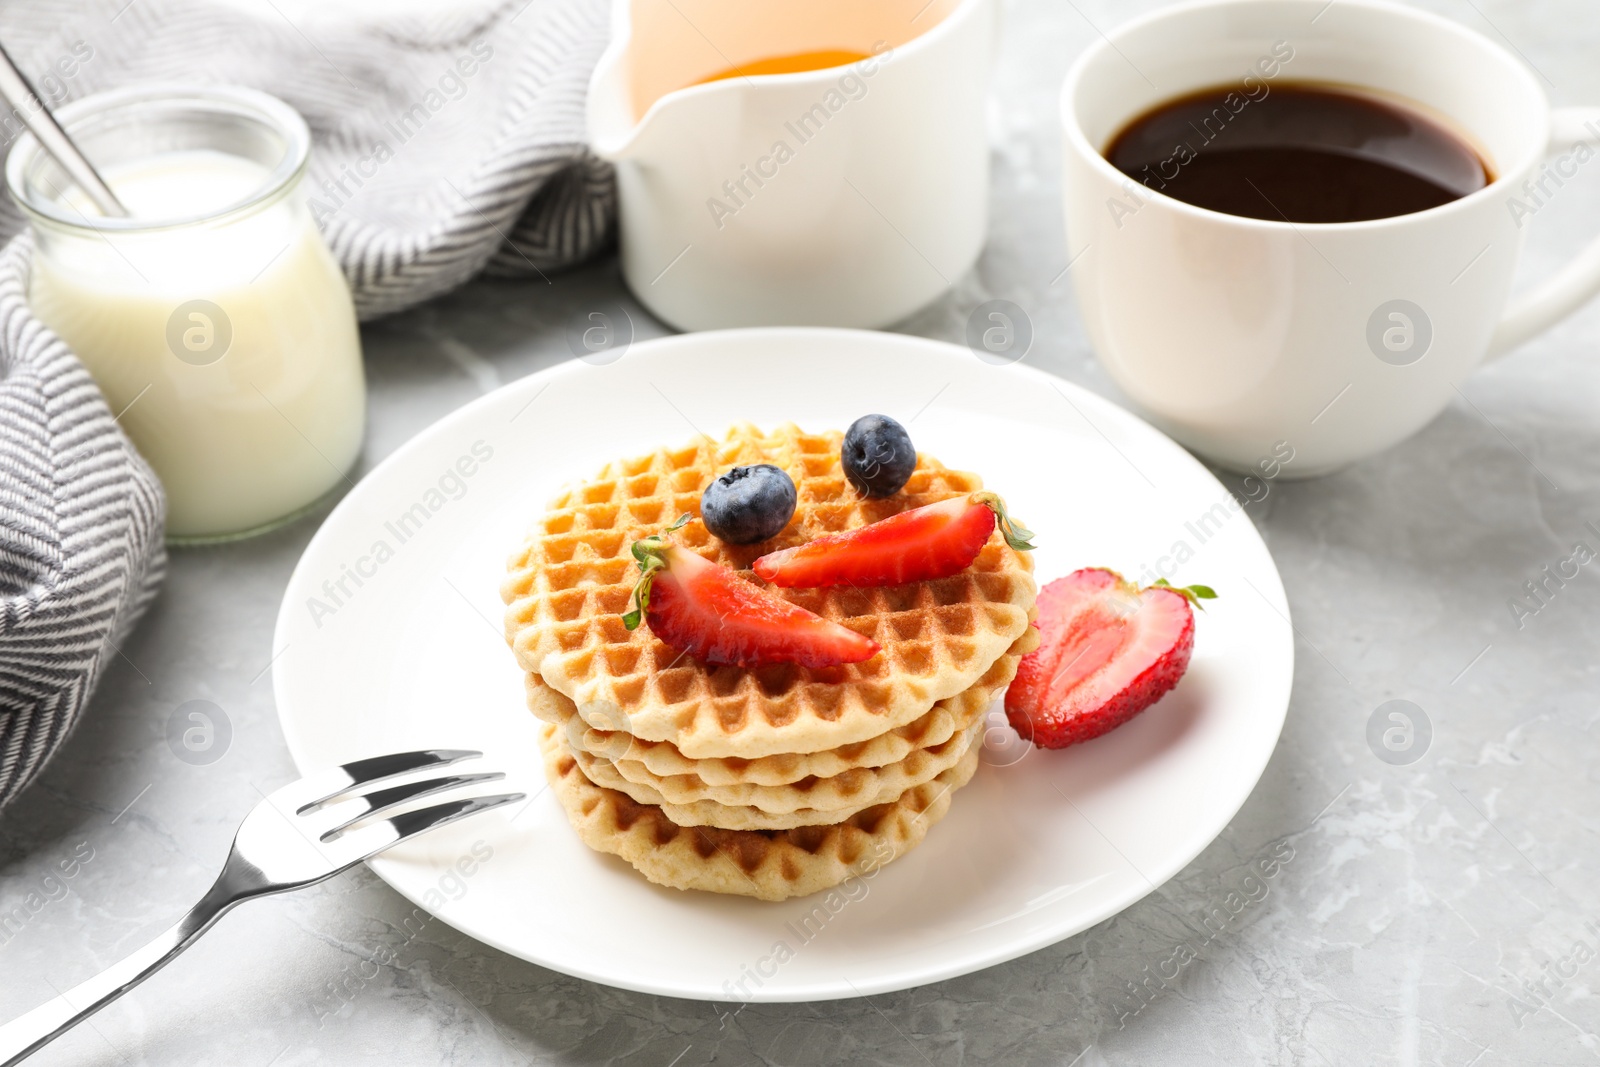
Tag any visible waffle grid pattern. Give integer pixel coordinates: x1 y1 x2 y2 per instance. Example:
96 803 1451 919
503 424 1036 759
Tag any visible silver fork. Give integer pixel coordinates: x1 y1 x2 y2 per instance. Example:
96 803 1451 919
0 748 522 1065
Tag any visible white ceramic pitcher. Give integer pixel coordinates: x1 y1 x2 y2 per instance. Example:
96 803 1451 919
588 0 998 331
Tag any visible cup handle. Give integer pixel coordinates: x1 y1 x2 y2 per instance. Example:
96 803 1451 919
1486 106 1600 360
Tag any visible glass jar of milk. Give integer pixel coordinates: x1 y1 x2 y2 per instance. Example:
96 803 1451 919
5 85 365 542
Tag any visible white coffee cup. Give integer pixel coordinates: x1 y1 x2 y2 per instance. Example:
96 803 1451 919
1059 0 1600 476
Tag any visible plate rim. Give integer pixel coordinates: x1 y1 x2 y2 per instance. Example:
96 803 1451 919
271 325 1295 1001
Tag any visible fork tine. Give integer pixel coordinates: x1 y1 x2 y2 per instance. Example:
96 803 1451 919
326 792 525 867
315 772 506 842
293 748 482 814
386 793 525 841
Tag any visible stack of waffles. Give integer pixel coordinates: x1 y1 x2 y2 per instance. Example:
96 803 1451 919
501 424 1037 901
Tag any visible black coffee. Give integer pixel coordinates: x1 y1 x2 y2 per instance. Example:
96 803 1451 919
1105 82 1491 223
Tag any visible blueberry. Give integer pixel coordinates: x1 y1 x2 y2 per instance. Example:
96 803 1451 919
842 414 916 497
700 464 797 544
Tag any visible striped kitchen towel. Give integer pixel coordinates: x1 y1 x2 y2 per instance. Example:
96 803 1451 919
0 0 615 810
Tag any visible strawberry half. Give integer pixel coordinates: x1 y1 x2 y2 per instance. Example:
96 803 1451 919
1005 568 1215 749
752 492 1034 588
622 516 880 669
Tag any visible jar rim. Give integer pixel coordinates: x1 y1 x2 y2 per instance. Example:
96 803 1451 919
4 84 311 234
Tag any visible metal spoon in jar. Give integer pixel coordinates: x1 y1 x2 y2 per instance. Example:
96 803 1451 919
0 39 126 217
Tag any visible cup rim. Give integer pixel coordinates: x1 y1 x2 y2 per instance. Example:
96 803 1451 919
1058 0 1549 232
5 83 311 235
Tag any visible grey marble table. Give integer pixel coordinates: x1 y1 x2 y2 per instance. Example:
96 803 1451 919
5 0 1600 1063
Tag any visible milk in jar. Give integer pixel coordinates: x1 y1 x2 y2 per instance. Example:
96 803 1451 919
8 87 365 541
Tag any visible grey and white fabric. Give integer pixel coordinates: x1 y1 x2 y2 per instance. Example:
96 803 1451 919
0 0 615 810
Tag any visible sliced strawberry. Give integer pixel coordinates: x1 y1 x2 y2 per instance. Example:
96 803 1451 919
752 491 1034 588
623 518 879 669
1004 568 1215 749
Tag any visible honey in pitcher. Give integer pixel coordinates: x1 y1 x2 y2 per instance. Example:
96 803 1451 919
690 49 872 87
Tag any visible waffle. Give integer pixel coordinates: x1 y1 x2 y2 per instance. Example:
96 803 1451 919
574 718 982 829
537 721 979 900
524 625 1036 786
531 672 972 784
526 626 1032 817
503 423 1036 759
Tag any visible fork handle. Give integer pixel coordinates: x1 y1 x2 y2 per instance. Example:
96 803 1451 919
0 876 239 1065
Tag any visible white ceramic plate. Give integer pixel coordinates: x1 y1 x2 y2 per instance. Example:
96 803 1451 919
272 328 1293 1002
